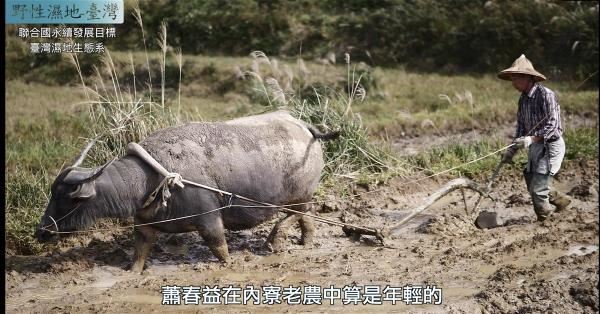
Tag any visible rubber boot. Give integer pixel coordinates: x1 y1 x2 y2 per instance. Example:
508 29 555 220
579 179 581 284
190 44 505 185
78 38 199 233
534 204 553 222
549 190 571 212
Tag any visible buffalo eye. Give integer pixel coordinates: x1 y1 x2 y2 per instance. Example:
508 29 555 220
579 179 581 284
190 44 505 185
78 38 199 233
67 182 96 199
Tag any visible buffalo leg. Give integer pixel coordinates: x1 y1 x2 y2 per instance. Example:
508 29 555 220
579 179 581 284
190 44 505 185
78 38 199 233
265 204 311 252
299 204 316 246
265 213 301 252
198 214 229 263
131 225 158 274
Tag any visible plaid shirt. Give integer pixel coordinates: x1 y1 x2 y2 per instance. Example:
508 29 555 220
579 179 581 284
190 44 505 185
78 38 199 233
514 83 563 142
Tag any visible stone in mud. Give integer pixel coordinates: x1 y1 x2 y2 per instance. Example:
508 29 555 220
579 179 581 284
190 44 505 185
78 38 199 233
320 201 340 213
570 282 599 311
475 210 504 229
505 193 529 207
388 196 401 204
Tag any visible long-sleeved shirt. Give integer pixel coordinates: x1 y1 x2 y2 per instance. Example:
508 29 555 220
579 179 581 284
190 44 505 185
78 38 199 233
513 83 563 143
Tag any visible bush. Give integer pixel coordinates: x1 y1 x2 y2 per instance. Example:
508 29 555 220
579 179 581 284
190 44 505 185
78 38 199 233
7 1 597 86
125 0 598 85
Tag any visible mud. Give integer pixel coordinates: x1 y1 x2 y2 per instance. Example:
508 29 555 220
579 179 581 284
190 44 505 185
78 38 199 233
5 158 598 313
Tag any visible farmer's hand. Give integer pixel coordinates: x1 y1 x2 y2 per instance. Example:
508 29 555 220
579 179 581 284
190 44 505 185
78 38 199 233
513 136 533 149
501 149 515 164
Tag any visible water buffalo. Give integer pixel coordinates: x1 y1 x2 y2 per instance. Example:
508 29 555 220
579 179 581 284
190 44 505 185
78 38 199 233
34 110 339 273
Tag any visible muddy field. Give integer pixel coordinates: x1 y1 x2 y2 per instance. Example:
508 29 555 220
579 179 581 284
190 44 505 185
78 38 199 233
5 154 599 313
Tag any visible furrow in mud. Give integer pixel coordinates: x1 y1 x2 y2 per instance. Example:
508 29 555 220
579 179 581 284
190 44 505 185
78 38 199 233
5 160 598 313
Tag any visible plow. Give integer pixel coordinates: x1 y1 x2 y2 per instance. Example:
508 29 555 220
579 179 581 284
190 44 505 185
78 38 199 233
127 142 508 246
40 140 511 249
342 177 498 245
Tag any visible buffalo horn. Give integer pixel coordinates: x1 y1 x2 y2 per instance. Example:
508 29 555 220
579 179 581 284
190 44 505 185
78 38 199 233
63 158 116 184
71 138 98 167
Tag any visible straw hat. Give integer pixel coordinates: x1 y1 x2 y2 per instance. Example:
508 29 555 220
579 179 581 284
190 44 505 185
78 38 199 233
498 54 546 81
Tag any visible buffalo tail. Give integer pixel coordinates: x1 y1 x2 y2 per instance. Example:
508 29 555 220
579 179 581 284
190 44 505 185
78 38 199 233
307 125 340 141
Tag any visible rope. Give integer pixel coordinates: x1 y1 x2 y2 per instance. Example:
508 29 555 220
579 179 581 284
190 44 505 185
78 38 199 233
43 83 561 238
40 203 83 230
203 143 516 209
42 142 514 236
41 205 228 234
297 143 515 204
371 84 561 207
171 178 379 232
142 172 184 208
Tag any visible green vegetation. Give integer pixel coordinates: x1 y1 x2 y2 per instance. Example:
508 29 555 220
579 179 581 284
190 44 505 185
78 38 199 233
5 18 400 254
243 52 407 183
6 50 597 254
564 127 600 160
5 3 598 255
6 0 599 86
407 138 508 180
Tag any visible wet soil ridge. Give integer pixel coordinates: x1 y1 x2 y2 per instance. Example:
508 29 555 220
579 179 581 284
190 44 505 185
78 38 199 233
5 159 599 313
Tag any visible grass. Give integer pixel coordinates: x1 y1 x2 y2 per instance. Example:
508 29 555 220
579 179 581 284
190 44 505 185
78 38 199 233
76 50 598 142
242 51 407 186
5 32 598 255
563 127 600 160
406 138 506 180
5 14 402 254
5 80 87 130
405 123 599 184
5 170 50 255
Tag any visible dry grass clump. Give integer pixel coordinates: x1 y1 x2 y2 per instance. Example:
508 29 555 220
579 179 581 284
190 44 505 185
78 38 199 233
243 51 408 185
64 12 181 166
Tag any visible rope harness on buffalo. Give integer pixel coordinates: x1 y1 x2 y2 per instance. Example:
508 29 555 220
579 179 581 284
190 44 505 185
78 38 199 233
39 96 558 246
40 141 516 245
142 172 184 208
126 142 387 242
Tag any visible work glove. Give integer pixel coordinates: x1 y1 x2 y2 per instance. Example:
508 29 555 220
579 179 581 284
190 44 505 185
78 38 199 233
513 136 533 149
501 149 515 164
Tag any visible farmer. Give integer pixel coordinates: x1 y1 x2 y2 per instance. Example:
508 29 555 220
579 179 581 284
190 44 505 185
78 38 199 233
499 54 571 221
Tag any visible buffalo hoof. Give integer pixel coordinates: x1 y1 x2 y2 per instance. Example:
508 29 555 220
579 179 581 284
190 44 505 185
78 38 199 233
128 263 146 275
263 240 285 253
299 237 313 246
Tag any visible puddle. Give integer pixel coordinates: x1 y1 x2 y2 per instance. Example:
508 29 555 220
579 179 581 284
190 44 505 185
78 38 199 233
113 288 160 304
149 260 181 273
90 268 120 288
479 244 599 281
548 272 575 281
443 286 480 299
566 244 599 256
87 266 139 290
5 158 597 313
20 280 40 290
5 285 89 311
478 247 569 276
256 252 287 266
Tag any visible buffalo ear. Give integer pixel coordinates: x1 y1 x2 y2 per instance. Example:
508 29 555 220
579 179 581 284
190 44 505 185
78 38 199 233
68 181 96 199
